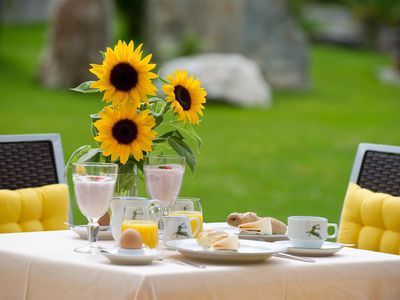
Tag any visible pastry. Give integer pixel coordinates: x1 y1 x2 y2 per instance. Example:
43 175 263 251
197 230 229 248
197 230 240 250
227 212 287 235
238 218 272 234
212 234 240 250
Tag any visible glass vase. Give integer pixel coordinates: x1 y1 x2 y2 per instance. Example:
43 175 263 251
114 162 139 197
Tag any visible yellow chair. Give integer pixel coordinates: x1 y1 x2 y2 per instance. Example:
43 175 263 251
338 143 400 254
0 134 71 233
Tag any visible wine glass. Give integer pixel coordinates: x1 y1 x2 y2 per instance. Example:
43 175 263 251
72 162 118 253
143 155 185 213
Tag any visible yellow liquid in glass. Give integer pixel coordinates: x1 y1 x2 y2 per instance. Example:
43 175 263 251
169 210 203 237
121 220 158 249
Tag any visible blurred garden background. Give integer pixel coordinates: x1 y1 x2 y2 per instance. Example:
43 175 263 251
1 0 399 225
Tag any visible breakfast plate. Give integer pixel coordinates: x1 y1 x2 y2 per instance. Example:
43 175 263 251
165 239 288 263
100 247 161 265
70 225 114 240
273 241 344 257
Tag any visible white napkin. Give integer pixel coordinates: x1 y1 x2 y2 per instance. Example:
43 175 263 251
212 234 240 250
238 218 272 234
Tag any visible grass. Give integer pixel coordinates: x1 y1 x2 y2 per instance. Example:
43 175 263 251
1 23 400 225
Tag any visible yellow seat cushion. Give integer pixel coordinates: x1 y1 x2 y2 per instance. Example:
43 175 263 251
338 183 400 254
0 184 69 233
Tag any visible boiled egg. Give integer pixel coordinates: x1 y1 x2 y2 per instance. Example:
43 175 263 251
120 228 143 249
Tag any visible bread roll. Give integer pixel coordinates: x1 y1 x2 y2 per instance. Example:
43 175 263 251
227 212 287 235
269 218 287 235
227 212 259 227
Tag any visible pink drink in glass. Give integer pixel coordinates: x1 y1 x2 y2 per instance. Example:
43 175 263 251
73 175 116 220
144 164 184 207
72 162 117 254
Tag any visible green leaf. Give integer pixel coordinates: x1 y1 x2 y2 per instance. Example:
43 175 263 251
154 129 197 172
153 137 168 144
91 123 98 139
90 114 100 139
159 130 184 140
63 145 93 179
136 159 144 173
151 143 172 155
152 100 167 114
99 51 105 60
63 146 105 180
149 101 167 128
168 122 203 152
157 69 170 84
77 148 102 163
154 114 164 127
159 131 175 139
168 135 196 173
70 81 99 93
148 96 164 103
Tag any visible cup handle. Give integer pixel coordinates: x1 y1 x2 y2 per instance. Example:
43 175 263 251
189 217 201 237
327 223 338 239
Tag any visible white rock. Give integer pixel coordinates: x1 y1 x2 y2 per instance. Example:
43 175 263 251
302 4 364 46
160 54 272 108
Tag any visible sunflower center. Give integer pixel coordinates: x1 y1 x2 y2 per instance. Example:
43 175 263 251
174 85 191 110
110 63 138 91
112 119 138 144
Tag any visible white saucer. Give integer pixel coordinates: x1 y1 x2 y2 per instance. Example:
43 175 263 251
70 225 114 240
101 247 161 265
273 241 344 257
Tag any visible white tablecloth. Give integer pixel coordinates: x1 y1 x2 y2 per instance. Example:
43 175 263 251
1 230 400 300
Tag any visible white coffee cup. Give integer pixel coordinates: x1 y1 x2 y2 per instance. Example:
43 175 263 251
162 215 200 243
287 216 338 249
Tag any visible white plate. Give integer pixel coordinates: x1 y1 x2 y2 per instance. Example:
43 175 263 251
274 241 344 257
70 225 114 240
101 247 161 265
204 222 288 242
165 239 288 263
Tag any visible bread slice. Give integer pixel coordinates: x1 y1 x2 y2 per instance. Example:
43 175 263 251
197 230 229 248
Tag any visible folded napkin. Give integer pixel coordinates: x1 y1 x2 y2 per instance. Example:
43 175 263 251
212 234 240 251
238 218 272 234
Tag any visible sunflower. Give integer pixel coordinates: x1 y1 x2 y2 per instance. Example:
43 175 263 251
90 40 157 108
162 70 207 125
94 105 156 164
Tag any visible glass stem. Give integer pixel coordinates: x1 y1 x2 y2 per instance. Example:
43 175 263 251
131 163 138 196
87 219 100 248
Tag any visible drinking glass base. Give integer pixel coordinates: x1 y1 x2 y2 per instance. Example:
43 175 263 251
74 244 102 254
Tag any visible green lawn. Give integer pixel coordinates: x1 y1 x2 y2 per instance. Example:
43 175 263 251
1 23 399 225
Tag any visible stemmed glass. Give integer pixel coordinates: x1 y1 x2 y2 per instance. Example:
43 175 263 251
143 155 185 214
72 162 118 253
